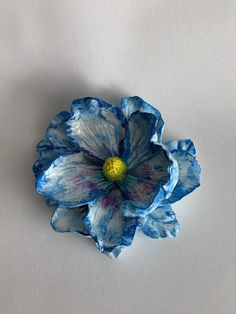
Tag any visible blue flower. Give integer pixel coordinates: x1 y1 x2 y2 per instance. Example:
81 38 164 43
33 96 201 258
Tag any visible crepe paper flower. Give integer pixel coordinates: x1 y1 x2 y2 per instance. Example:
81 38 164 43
33 96 201 258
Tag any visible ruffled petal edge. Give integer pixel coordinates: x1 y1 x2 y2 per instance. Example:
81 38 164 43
121 96 164 143
140 205 180 239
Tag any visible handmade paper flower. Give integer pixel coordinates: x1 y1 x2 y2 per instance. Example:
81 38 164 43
33 96 201 258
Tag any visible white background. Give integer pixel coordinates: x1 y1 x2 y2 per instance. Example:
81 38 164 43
0 1 236 313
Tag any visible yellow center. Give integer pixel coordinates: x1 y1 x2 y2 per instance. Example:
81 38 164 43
103 157 127 181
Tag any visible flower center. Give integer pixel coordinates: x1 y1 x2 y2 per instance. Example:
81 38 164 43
103 157 127 181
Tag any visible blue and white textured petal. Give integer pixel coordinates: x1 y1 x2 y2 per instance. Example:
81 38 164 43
33 111 77 177
163 139 201 204
165 139 196 157
123 111 157 167
71 97 111 112
67 98 128 160
140 205 180 239
51 205 89 236
37 152 111 208
121 96 164 143
121 144 179 218
33 148 60 178
45 111 75 151
84 188 138 258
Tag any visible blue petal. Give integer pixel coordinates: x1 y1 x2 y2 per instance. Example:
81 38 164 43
67 98 128 160
71 97 111 112
121 96 164 143
33 111 76 177
84 188 138 258
37 152 111 208
51 205 89 236
33 148 62 177
121 144 179 217
141 205 180 238
123 111 158 167
46 197 58 207
35 139 53 155
45 111 75 151
163 139 201 204
165 139 196 157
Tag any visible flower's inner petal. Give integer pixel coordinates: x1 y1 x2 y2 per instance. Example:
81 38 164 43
162 144 200 204
125 111 157 168
67 98 127 160
141 205 180 239
51 205 89 235
121 144 178 217
84 188 137 258
37 152 111 208
121 96 164 143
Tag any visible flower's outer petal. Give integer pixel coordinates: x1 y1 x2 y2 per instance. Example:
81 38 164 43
121 96 164 143
33 149 59 178
123 111 157 167
46 197 58 207
71 97 111 112
35 139 53 156
140 205 180 239
33 143 72 179
84 188 138 258
165 139 196 157
45 111 75 151
37 152 111 208
163 139 201 204
121 144 178 218
33 111 76 178
67 98 128 160
51 205 89 236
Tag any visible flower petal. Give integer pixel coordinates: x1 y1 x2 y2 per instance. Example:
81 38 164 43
33 149 60 177
163 139 201 204
123 111 158 168
121 96 164 143
33 111 76 177
37 152 111 208
51 205 89 236
45 111 75 151
121 144 178 217
67 98 128 160
140 205 180 239
84 188 138 258
165 139 196 157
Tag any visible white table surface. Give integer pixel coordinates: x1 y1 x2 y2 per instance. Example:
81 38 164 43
0 1 236 313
